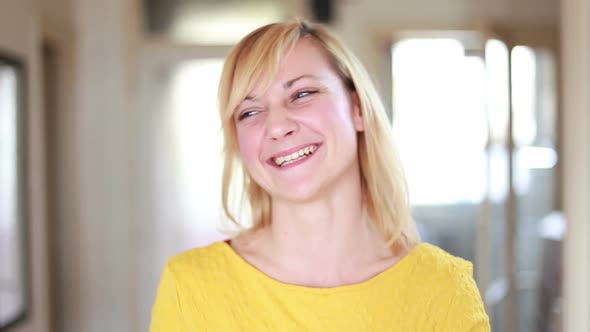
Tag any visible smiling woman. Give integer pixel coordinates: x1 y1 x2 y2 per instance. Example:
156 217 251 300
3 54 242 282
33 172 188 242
231 37 364 205
150 20 490 332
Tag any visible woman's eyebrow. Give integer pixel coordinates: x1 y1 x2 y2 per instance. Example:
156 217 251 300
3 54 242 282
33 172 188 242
283 74 320 89
240 74 321 102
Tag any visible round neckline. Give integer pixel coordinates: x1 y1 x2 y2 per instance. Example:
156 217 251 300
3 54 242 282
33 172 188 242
217 241 429 294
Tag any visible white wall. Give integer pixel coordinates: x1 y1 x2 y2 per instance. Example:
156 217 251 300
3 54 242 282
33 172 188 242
561 0 590 331
70 0 136 331
40 0 82 331
339 0 557 28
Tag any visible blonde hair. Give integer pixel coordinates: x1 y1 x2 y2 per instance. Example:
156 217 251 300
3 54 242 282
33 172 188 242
217 20 419 253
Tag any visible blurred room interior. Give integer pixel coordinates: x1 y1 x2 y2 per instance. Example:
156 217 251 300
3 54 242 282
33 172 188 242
0 0 588 331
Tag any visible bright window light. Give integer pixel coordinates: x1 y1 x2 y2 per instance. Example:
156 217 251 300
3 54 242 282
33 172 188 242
0 64 25 326
485 39 510 144
167 59 227 246
517 146 557 170
392 38 487 206
485 39 510 202
171 2 283 44
511 46 537 146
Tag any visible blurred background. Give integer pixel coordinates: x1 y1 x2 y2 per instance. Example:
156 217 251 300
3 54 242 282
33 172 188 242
0 0 588 331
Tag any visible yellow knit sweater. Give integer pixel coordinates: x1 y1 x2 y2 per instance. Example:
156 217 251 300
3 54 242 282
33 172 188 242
150 241 490 331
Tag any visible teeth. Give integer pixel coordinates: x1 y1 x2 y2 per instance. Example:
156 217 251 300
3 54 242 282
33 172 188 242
273 144 317 166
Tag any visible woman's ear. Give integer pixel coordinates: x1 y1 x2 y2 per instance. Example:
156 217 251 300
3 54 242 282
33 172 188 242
350 91 364 132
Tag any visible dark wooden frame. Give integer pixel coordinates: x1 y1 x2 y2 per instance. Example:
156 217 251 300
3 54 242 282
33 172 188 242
0 51 29 331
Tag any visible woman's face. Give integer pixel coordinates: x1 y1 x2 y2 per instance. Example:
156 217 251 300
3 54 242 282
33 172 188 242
234 37 364 203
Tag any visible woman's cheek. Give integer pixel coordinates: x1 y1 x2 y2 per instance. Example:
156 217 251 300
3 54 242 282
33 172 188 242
237 129 261 167
318 97 357 132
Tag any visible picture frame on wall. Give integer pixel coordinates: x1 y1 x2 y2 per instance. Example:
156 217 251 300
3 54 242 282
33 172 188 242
0 51 29 330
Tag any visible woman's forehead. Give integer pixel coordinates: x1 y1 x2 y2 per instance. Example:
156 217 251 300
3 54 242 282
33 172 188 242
240 39 333 97
280 38 330 73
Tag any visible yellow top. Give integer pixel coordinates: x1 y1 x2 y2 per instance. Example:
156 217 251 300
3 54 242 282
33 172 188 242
150 241 490 331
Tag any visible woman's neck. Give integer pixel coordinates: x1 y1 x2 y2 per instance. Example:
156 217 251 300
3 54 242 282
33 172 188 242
256 171 393 285
269 191 371 258
231 161 400 287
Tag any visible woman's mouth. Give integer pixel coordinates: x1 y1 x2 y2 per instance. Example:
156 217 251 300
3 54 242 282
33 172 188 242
271 144 319 167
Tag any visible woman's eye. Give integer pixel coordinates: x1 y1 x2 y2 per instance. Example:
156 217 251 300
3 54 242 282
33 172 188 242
293 90 317 100
238 110 258 121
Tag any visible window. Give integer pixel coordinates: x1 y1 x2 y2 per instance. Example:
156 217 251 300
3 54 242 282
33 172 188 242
0 55 27 329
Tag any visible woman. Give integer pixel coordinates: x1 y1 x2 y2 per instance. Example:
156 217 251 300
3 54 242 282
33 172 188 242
151 20 490 331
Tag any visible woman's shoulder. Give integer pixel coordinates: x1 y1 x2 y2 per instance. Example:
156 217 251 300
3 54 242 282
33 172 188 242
411 243 490 330
405 243 489 329
410 243 473 278
405 243 476 290
163 241 233 279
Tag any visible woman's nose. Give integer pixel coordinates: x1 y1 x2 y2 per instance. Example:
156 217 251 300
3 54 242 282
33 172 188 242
265 106 298 141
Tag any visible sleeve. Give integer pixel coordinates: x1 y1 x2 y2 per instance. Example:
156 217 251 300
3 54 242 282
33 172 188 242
441 262 491 332
150 262 186 332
